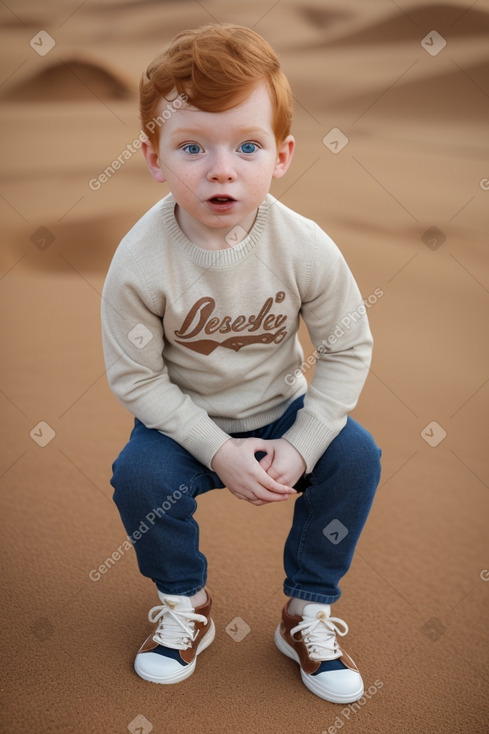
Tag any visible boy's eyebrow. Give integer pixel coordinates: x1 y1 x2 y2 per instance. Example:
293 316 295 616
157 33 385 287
170 126 271 139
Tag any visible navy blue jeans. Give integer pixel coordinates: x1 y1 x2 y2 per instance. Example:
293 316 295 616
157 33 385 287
111 396 381 604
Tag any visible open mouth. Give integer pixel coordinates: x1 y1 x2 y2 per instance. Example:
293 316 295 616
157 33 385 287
208 196 236 204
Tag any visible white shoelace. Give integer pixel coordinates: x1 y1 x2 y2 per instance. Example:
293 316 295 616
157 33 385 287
290 609 349 661
148 598 207 651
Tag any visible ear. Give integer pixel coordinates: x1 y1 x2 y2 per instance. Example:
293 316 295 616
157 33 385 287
272 135 295 179
141 139 166 183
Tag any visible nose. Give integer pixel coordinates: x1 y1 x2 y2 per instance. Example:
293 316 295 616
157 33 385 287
207 150 237 183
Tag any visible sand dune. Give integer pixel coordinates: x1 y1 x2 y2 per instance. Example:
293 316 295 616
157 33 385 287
0 16 44 28
298 6 351 28
329 56 489 124
292 3 489 52
1 1 488 733
99 0 191 7
40 212 140 273
1 210 142 279
2 58 135 102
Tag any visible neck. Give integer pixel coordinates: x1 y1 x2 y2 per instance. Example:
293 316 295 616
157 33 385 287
175 205 257 250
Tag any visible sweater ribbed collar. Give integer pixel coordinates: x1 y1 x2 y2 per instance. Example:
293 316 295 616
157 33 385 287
161 194 270 269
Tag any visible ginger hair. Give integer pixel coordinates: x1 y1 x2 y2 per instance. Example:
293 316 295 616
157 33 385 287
139 24 293 149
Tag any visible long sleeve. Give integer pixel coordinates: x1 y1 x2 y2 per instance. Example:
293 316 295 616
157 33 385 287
101 241 231 469
282 225 373 472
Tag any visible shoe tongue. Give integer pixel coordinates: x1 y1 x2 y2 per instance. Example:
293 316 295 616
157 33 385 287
302 603 331 619
157 592 194 611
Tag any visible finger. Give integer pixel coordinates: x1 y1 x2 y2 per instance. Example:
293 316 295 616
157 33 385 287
235 487 284 505
258 452 273 473
261 474 297 494
253 486 291 503
254 462 295 494
262 463 282 482
233 491 267 506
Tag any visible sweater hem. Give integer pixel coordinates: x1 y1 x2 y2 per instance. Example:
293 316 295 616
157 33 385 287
212 390 304 434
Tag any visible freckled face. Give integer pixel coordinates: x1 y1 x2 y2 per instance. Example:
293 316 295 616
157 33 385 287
143 82 294 243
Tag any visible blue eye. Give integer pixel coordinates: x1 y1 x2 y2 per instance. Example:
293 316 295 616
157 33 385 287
182 143 202 155
239 142 258 154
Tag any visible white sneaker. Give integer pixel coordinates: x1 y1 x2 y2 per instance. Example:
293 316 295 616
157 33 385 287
275 601 364 703
134 591 215 684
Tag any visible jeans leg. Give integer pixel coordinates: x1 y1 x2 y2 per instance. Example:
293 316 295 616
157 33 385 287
111 420 224 596
283 417 381 604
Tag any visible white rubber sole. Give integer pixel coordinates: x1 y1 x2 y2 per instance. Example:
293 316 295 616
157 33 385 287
134 619 216 684
274 625 364 704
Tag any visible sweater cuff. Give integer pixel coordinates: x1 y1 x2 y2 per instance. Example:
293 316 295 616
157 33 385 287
283 412 341 473
180 415 231 470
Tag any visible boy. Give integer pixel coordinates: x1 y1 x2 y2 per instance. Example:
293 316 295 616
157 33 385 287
101 24 381 704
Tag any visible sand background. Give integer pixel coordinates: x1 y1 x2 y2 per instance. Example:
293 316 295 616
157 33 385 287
1 1 488 732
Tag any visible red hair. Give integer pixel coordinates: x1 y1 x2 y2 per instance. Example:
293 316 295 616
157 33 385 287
139 24 293 149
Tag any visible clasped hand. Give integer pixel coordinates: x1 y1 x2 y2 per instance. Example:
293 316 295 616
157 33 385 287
211 437 306 506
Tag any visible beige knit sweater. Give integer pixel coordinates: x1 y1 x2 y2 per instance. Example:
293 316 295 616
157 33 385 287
101 194 373 472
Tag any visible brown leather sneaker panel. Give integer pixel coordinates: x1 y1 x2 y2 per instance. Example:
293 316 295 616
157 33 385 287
179 591 213 663
280 602 301 633
196 591 213 620
138 633 159 654
279 606 320 675
179 618 211 663
295 638 320 674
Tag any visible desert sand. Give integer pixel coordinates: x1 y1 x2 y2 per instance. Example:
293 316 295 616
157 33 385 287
0 1 488 732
